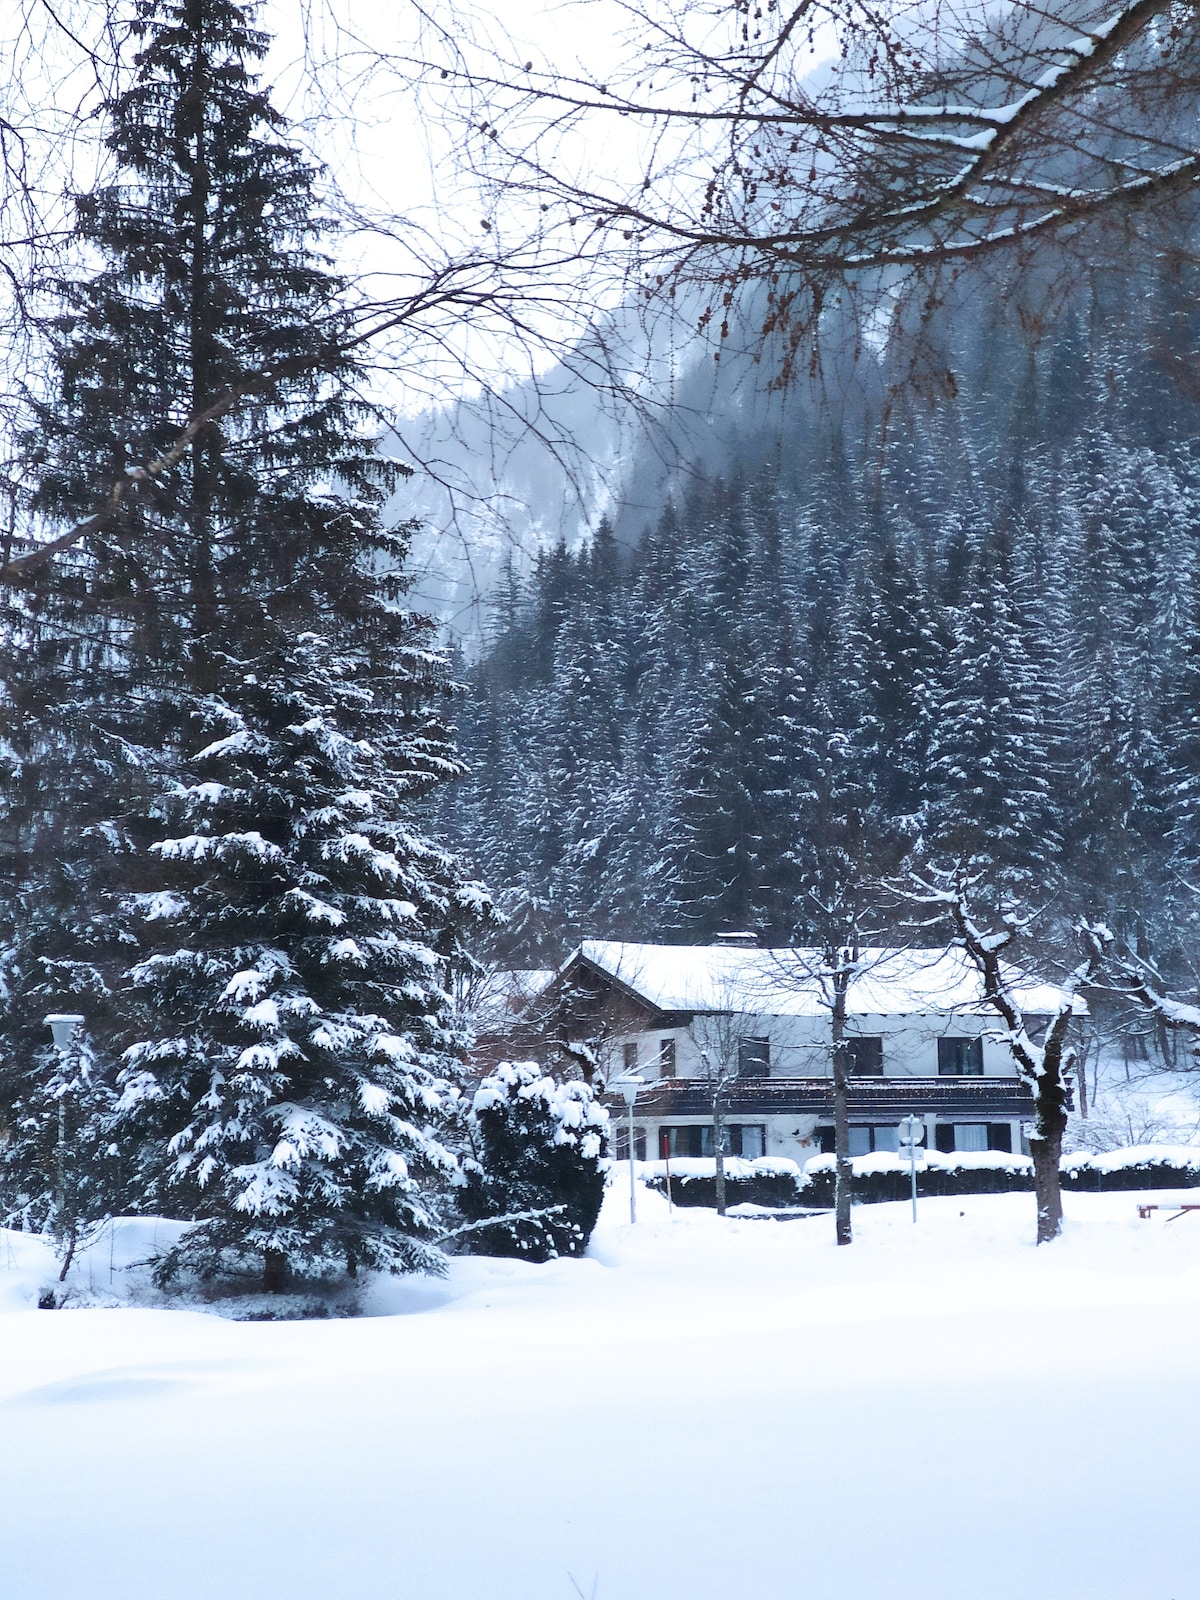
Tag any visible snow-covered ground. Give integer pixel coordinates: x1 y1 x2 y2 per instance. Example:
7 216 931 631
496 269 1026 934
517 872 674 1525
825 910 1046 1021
3 1184 1199 1600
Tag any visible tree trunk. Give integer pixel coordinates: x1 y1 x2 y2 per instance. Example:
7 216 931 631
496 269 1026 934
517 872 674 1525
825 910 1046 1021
1031 1128 1064 1243
1031 1057 1070 1243
713 1095 727 1217
263 1247 288 1293
1029 1016 1075 1242
832 1046 852 1246
831 986 852 1246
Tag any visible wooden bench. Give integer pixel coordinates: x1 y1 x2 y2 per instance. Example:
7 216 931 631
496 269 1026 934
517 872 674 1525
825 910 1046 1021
1137 1203 1200 1221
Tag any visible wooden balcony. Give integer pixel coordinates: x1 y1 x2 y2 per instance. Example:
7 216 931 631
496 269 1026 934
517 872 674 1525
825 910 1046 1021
608 1076 1037 1119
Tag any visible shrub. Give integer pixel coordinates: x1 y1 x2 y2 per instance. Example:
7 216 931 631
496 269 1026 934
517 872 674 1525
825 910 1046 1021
1060 1145 1200 1192
457 1063 609 1260
642 1157 805 1209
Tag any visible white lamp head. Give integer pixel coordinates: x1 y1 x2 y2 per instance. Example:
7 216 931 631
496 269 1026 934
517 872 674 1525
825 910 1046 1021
45 1013 85 1051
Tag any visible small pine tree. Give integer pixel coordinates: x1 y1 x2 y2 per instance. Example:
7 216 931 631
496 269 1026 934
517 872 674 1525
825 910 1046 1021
457 1062 608 1261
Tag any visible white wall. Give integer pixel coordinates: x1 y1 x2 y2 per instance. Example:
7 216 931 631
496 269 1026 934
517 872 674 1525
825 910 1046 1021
605 1011 1022 1081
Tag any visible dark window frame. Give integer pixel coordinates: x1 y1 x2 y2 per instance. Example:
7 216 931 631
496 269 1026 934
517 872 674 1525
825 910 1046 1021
845 1036 884 1076
737 1035 771 1076
937 1036 984 1076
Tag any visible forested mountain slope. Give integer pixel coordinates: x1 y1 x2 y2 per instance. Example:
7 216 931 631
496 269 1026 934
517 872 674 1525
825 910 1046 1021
439 254 1200 973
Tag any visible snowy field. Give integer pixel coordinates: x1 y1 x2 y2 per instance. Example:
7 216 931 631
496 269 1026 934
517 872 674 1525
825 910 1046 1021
3 1186 1199 1600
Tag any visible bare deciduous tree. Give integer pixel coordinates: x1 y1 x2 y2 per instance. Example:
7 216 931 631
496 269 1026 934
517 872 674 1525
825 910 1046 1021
412 0 1200 381
905 868 1108 1243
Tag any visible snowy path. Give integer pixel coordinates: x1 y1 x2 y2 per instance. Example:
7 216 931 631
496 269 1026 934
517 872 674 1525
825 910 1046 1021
2 1189 1198 1599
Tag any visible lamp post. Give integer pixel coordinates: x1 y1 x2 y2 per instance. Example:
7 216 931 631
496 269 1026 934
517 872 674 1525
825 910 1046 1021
44 1013 85 1220
898 1114 925 1223
611 1076 643 1224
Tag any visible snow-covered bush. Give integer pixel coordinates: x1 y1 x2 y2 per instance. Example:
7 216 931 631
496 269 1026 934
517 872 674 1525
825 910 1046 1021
1060 1146 1200 1191
457 1063 609 1261
641 1157 804 1209
799 1150 1037 1206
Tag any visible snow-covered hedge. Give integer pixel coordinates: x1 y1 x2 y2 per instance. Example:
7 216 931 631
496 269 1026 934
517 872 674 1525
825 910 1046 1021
1060 1145 1200 1191
799 1150 1035 1206
640 1144 1200 1210
640 1157 803 1209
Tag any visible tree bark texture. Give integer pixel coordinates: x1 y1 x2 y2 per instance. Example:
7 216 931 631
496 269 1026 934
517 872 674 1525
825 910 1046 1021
831 979 852 1246
263 1247 288 1293
713 1095 727 1217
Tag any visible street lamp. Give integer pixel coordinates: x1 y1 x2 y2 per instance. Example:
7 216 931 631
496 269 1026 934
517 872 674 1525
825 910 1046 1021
44 1013 85 1220
610 1075 643 1224
45 1013 85 1051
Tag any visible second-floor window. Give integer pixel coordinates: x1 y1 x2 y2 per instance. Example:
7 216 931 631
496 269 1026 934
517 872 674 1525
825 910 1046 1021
623 1041 639 1073
737 1036 770 1075
845 1037 884 1075
658 1038 676 1077
938 1037 984 1076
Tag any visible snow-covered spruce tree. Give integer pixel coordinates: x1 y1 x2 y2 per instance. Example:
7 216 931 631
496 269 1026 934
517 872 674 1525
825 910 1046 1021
0 1024 119 1280
457 1063 608 1261
24 0 487 1291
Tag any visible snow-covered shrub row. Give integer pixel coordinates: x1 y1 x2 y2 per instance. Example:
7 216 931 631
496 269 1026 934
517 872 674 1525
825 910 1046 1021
640 1157 803 1210
455 1062 609 1260
799 1151 1036 1207
641 1145 1200 1212
1060 1145 1200 1191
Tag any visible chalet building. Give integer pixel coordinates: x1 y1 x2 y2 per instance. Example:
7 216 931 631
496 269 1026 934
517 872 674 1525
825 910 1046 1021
528 937 1075 1170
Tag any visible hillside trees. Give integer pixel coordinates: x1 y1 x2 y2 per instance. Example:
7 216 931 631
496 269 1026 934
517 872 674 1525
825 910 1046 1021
1 0 487 1290
445 319 1200 987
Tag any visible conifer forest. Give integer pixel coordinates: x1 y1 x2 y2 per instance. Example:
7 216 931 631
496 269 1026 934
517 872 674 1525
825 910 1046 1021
445 275 1200 973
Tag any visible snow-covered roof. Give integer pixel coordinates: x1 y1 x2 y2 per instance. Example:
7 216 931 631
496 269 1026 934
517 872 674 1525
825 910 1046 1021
571 941 1076 1019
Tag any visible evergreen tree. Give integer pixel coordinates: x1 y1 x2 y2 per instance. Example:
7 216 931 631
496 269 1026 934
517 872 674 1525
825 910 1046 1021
15 0 485 1289
457 1060 608 1261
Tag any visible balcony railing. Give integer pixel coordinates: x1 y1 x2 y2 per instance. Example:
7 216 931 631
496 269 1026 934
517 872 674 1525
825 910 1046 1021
608 1076 1037 1118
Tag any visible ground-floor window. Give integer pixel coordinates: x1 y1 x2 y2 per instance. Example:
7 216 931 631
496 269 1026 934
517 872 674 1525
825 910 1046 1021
934 1122 1013 1153
659 1124 767 1159
613 1125 647 1161
817 1125 906 1155
817 1121 1015 1155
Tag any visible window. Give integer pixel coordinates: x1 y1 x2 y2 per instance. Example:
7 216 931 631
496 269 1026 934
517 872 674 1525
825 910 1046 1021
937 1036 983 1076
738 1036 770 1076
936 1123 1010 1153
622 1041 639 1073
845 1036 884 1076
657 1038 676 1078
823 1125 902 1155
613 1125 647 1161
659 1125 766 1159
731 1125 766 1159
661 1125 714 1158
